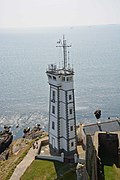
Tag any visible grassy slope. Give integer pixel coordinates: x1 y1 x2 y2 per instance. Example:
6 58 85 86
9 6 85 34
21 160 77 180
0 135 47 180
104 165 120 180
0 139 32 180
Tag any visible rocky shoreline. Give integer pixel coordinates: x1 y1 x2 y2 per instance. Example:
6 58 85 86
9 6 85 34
0 124 47 161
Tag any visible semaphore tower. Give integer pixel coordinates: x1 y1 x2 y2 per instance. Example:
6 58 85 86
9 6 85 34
46 36 77 158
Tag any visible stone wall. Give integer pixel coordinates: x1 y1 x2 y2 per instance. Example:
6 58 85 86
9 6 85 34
86 135 104 180
76 163 89 180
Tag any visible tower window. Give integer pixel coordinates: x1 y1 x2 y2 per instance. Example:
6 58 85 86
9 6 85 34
69 94 72 100
70 108 72 114
69 76 72 81
71 142 74 147
62 77 65 81
52 121 55 130
52 90 55 101
53 76 56 80
70 126 73 131
48 75 52 79
66 77 72 82
52 105 55 114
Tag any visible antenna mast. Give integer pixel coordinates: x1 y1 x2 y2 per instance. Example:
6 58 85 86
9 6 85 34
56 35 71 70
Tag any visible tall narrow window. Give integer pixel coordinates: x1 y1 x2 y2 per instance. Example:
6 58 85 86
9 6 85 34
52 121 55 130
70 108 72 114
52 105 55 114
71 142 74 147
70 126 73 131
69 94 72 100
53 90 55 101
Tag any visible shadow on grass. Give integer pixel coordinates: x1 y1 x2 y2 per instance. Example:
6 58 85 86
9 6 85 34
98 153 120 180
99 151 119 167
53 161 77 180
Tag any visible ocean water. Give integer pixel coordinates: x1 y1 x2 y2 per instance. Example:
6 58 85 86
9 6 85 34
0 25 120 139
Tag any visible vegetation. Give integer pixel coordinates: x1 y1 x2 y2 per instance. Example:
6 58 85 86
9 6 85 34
104 164 120 180
0 134 48 180
0 139 32 180
21 160 77 180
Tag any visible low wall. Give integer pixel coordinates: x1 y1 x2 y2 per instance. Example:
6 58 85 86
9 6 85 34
77 158 85 164
35 153 64 162
36 139 64 162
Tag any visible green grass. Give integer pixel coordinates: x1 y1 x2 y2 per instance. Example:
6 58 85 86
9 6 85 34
60 170 77 180
104 164 120 180
21 160 76 180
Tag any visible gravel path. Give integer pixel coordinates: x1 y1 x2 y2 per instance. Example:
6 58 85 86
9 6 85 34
10 136 48 180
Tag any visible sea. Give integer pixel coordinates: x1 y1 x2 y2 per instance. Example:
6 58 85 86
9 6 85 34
0 25 120 139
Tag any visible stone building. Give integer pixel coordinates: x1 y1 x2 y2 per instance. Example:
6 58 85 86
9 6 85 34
82 119 120 180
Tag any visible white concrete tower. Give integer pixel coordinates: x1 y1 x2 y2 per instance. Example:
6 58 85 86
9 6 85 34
46 36 77 157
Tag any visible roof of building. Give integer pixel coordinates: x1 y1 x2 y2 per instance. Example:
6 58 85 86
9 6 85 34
83 119 120 135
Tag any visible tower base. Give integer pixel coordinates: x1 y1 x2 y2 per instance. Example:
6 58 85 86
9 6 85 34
49 144 77 163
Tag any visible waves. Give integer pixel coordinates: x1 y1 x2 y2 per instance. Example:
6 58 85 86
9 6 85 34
0 25 120 138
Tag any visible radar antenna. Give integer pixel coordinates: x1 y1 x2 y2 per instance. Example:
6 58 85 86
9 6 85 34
56 35 71 70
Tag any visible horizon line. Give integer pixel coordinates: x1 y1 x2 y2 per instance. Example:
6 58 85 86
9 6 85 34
0 23 120 30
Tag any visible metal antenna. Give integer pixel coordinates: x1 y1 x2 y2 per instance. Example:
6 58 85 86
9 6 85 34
68 50 70 69
56 35 71 70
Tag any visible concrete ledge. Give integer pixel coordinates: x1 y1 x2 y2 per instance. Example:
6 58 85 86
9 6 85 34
35 153 64 162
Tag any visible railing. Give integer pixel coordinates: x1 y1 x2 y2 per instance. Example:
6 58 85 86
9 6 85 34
46 64 74 74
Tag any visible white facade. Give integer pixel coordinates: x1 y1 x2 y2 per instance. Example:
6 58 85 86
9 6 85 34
46 37 77 156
